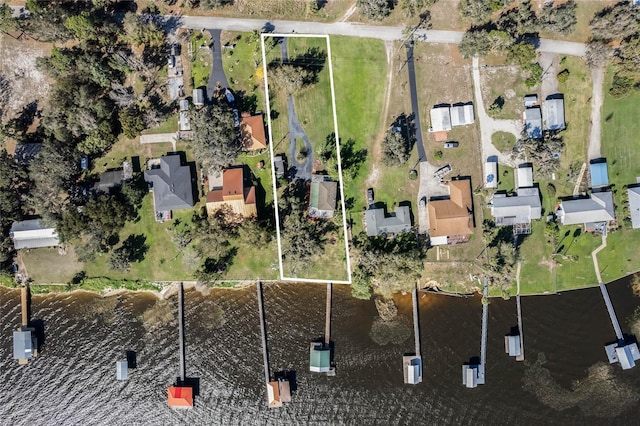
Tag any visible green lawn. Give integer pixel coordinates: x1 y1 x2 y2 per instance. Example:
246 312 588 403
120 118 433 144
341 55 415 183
497 165 515 193
190 31 212 89
492 131 515 153
141 115 178 135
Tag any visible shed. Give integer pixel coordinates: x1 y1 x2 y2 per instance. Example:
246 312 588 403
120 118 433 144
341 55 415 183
544 96 566 131
116 360 128 380
309 342 331 373
10 219 59 250
524 94 538 107
516 163 534 188
13 328 37 363
627 186 640 229
192 89 204 106
589 159 609 187
274 156 285 178
179 111 191 131
484 160 498 189
524 107 542 139
429 106 452 132
179 99 189 111
168 386 193 408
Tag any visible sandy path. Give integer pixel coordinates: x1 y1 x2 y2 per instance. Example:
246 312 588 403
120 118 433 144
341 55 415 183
587 66 605 160
339 3 358 22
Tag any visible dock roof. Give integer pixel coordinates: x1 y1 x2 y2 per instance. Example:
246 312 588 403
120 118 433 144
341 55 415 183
167 386 193 408
13 329 36 360
310 343 331 372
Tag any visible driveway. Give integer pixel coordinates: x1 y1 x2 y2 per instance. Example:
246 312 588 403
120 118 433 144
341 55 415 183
207 29 229 100
588 66 605 160
539 52 559 100
405 44 427 163
471 57 520 167
280 40 313 180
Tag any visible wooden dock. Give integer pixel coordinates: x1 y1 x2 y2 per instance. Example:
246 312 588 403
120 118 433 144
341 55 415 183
256 280 270 384
599 282 624 341
412 285 421 358
515 294 525 361
21 285 28 326
324 283 331 346
403 284 423 385
478 278 488 385
177 282 186 383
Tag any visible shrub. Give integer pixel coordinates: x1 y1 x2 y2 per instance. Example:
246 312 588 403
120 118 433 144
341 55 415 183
557 69 570 83
434 150 443 160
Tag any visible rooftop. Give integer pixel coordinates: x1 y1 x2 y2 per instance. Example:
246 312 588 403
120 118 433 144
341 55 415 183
240 113 267 151
524 107 542 139
167 386 193 408
544 96 566 131
364 205 412 236
558 191 615 225
309 179 337 219
10 219 59 250
144 155 194 212
206 166 257 218
428 179 474 238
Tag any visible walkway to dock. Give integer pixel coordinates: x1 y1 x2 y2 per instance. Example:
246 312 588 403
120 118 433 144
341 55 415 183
324 283 331 346
412 285 421 357
515 262 525 361
178 282 186 383
480 278 488 370
591 235 624 341
256 281 270 384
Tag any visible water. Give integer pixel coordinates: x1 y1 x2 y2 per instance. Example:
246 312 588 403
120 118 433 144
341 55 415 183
1 280 640 425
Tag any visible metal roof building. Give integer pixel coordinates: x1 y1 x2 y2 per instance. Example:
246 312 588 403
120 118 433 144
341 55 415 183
491 187 542 227
429 106 452 132
544 97 566 131
516 163 534 188
192 89 204 106
308 177 338 219
309 343 331 373
484 160 498 189
144 155 194 215
450 103 475 127
10 219 59 250
605 341 640 370
116 360 128 380
589 159 609 187
524 95 538 107
274 156 285 178
558 191 615 226
364 206 412 236
13 328 37 363
524 107 542 139
627 186 640 228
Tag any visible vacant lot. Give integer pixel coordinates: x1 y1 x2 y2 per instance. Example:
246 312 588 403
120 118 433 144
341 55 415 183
479 60 527 121
21 247 82 284
0 33 51 120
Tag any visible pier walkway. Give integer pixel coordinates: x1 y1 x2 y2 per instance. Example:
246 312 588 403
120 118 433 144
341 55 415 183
515 262 525 361
591 235 623 341
256 280 270 384
178 282 186 383
479 278 488 383
325 283 331 346
412 286 421 357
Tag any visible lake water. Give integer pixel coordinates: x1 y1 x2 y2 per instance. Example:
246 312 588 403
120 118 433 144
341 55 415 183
1 279 640 425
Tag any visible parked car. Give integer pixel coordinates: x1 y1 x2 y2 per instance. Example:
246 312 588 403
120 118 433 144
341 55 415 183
366 188 374 205
444 141 459 148
232 109 240 128
168 56 175 68
80 156 88 170
225 88 235 104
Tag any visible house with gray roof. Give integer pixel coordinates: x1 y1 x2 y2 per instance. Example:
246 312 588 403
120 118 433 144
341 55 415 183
364 205 412 236
557 191 615 228
627 186 640 229
10 219 59 250
144 155 194 221
490 188 542 232
524 107 542 139
544 96 566 131
308 175 337 219
450 103 475 127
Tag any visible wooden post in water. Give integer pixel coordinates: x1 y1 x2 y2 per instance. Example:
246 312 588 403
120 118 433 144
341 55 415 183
21 285 29 327
257 280 270 384
324 283 331 346
178 282 186 384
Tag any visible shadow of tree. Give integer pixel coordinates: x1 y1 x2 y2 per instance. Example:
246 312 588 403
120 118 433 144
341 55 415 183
122 234 149 262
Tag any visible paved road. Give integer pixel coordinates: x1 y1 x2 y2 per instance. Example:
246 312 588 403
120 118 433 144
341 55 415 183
405 44 426 163
166 16 587 57
207 29 229 100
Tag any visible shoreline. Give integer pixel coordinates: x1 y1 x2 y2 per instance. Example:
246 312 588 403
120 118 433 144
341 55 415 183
0 272 636 300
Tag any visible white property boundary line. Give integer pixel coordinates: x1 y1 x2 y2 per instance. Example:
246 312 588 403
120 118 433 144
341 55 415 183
261 33 352 285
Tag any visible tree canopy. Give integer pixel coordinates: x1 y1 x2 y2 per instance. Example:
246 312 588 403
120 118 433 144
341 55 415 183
190 103 241 173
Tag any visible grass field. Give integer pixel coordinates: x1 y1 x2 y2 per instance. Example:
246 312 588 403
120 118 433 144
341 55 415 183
492 131 515 153
190 31 213 89
479 60 528 121
497 165 515 193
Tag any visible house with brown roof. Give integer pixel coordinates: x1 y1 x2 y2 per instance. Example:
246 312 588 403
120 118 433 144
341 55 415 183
428 178 474 246
240 112 267 151
206 167 257 218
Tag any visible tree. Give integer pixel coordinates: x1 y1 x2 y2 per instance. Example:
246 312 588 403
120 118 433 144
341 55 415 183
585 39 613 68
268 63 315 94
459 0 492 24
507 41 536 67
382 128 410 166
496 0 538 36
0 149 31 228
199 0 234 10
108 246 130 271
119 107 146 138
398 0 436 18
122 12 165 47
459 29 490 58
190 103 240 173
538 0 577 35
589 3 640 43
357 0 392 21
